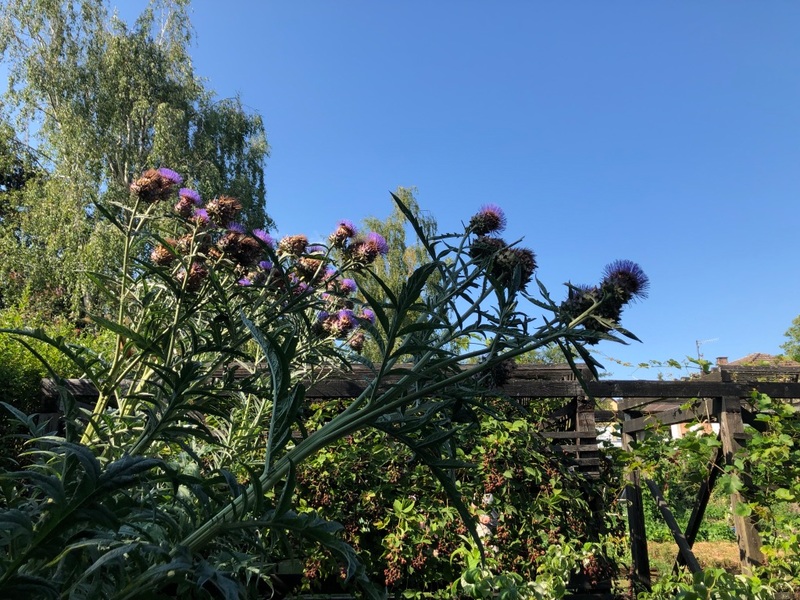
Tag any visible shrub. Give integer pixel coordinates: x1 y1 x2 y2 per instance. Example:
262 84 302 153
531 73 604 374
0 170 646 598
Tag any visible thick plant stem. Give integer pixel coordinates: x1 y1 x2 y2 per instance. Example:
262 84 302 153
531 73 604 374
178 326 563 555
81 198 143 444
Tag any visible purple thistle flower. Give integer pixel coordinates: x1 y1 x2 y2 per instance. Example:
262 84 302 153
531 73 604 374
338 220 357 235
340 278 357 294
191 208 210 228
317 310 330 322
469 204 507 235
259 260 273 271
174 197 194 218
337 309 358 335
360 308 376 324
179 188 202 205
158 168 183 186
228 222 246 234
602 259 649 302
238 277 253 286
253 229 275 248
329 219 358 248
366 232 389 256
348 330 366 353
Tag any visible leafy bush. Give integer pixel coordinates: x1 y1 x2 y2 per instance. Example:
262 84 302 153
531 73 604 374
629 393 800 598
0 169 646 598
294 407 624 596
0 304 113 459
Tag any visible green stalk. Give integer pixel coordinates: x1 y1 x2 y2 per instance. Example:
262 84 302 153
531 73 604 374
178 318 564 555
81 198 144 444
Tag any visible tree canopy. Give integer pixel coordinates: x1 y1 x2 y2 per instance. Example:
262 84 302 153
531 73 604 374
781 314 800 362
0 0 271 318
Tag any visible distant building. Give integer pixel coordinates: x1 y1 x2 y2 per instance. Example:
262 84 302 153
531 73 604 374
671 353 800 438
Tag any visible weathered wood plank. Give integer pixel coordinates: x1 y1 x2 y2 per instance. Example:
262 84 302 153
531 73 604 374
719 396 764 573
676 445 724 570
552 444 599 453
644 479 703 574
621 398 720 434
614 381 800 408
541 431 597 440
622 425 651 592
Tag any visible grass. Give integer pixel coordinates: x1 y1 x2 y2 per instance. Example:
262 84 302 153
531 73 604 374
648 541 741 576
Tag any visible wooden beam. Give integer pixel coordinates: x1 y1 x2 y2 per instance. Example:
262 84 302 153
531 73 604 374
644 479 703 574
621 398 720 434
675 445 725 570
614 381 800 409
719 396 764 572
622 426 651 592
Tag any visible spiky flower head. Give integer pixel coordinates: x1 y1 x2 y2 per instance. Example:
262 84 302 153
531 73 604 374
365 232 389 256
481 357 517 389
205 195 243 228
253 229 275 248
296 256 325 283
158 168 183 186
292 280 311 296
325 276 348 296
469 204 507 235
228 222 246 234
177 262 208 292
130 168 175 203
329 219 358 248
601 259 649 303
335 309 358 337
179 188 202 206
278 234 308 257
191 208 210 228
175 234 194 255
150 240 176 266
348 330 366 353
259 260 273 271
560 284 598 322
491 247 537 291
359 308 376 325
345 240 378 266
218 232 261 267
469 236 507 261
238 277 253 286
174 196 195 218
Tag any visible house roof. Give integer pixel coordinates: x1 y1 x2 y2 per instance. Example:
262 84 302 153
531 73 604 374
728 353 800 367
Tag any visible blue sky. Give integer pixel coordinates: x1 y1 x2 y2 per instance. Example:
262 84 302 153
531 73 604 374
132 3 800 378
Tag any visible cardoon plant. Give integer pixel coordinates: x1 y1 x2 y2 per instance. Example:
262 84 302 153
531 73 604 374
0 170 645 599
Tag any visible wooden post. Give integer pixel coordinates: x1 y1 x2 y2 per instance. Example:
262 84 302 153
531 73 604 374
675 445 724 570
576 395 596 434
719 396 764 572
621 422 651 591
645 478 702 574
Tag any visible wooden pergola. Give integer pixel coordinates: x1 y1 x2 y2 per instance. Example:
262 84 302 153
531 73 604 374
39 363 800 597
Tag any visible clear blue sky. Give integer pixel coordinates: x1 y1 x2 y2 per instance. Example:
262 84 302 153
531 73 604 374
131 2 800 379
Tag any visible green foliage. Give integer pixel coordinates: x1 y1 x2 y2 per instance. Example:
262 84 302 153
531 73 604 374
627 426 735 544
0 0 271 319
733 394 800 591
0 165 646 597
0 304 113 460
780 314 800 362
627 393 800 598
642 568 775 600
351 187 439 362
294 409 623 596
